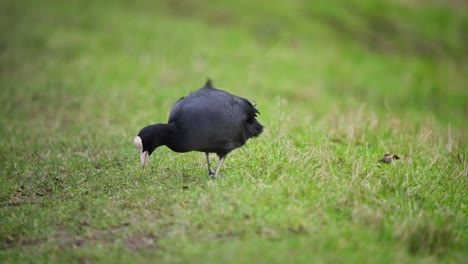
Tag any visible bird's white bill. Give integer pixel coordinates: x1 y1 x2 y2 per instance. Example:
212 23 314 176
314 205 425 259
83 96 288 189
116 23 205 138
140 150 148 168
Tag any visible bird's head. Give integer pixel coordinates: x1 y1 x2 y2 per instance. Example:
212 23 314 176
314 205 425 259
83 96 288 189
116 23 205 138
133 125 161 168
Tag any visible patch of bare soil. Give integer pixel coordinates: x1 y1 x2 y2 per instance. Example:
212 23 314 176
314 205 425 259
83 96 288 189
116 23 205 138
123 233 159 250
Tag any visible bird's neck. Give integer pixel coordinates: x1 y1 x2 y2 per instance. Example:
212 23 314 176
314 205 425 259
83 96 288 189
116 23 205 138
148 123 187 153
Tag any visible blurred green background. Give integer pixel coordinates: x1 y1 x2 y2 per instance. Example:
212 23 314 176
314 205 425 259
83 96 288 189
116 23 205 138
1 0 467 131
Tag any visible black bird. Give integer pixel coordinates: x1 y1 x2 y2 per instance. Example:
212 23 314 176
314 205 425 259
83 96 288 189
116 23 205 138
134 80 263 178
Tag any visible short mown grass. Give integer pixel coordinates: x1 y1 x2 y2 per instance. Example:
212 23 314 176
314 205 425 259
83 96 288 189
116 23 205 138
1 0 467 263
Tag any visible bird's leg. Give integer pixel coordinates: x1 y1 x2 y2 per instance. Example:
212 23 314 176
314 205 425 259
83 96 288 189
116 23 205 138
212 155 226 179
205 152 215 176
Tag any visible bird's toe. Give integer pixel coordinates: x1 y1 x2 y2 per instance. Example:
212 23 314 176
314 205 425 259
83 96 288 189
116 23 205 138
209 173 223 179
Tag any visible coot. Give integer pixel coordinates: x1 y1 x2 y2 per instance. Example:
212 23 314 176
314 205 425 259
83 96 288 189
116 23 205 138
134 80 263 178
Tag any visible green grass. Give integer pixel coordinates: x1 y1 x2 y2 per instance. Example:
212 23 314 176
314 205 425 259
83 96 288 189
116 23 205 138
1 0 467 263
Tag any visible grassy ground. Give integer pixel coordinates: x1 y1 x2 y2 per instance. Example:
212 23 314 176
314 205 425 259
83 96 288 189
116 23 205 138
1 0 467 263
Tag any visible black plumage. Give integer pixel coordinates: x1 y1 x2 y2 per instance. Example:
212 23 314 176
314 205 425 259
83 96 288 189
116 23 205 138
134 80 263 178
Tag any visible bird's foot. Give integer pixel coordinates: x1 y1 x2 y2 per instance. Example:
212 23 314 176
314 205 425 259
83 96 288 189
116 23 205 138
209 169 215 177
209 172 223 179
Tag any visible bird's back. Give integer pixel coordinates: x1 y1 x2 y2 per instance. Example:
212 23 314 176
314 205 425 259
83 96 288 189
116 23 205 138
168 80 263 155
